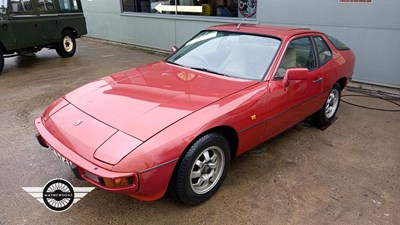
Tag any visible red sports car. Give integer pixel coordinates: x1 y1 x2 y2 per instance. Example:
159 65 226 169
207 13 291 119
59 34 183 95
35 24 355 205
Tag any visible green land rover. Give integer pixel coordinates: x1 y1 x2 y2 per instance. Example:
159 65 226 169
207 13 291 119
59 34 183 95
0 0 87 73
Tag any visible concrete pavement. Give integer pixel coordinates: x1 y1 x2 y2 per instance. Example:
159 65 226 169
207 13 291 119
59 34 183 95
0 39 399 225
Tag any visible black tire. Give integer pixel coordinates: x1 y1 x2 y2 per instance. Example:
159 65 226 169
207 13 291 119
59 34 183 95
0 49 4 74
171 133 231 205
56 31 76 58
312 83 341 127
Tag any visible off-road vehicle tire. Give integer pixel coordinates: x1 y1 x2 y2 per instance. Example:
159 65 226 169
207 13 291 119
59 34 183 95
0 49 4 74
56 31 76 58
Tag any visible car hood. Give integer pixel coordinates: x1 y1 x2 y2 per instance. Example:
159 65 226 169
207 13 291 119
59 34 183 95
64 61 258 141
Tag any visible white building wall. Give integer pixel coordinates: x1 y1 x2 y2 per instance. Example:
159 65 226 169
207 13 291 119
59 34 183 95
81 0 400 88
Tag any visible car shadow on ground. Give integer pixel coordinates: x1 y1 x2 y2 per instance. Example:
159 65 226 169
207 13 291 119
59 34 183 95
4 54 57 69
54 122 321 218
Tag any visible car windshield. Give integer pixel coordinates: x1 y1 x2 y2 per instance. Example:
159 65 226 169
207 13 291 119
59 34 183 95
166 30 281 80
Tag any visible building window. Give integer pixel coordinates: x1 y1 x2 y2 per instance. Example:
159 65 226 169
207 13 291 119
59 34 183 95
11 0 34 12
121 0 257 19
59 0 79 11
38 0 55 11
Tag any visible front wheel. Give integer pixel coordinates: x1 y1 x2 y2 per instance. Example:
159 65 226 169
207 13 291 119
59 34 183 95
56 31 76 58
0 49 4 74
312 83 341 127
0 49 4 73
171 133 231 205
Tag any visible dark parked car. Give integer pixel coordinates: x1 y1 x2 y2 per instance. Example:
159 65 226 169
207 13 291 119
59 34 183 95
0 0 87 73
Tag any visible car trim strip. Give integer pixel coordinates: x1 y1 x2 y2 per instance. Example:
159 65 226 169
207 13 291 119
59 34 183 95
58 12 84 16
239 89 331 133
138 158 179 174
39 14 59 17
11 12 83 18
11 15 37 18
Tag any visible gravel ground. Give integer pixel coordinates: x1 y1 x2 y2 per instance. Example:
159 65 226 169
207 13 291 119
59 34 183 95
0 39 399 225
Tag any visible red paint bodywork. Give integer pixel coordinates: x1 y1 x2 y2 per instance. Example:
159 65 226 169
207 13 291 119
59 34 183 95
35 24 355 201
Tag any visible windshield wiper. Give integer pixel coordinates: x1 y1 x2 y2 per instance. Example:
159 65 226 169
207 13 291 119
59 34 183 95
188 67 230 77
165 60 182 67
165 61 231 77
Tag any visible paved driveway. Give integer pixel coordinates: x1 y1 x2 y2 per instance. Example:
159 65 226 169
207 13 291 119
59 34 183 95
0 39 399 225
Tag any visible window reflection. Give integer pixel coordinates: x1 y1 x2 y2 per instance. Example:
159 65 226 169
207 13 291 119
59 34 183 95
122 0 257 19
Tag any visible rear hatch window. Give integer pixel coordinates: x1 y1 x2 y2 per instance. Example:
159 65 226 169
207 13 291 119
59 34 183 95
327 35 350 50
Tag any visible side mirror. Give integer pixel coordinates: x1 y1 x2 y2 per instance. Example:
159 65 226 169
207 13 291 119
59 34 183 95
286 68 308 81
282 68 308 87
171 46 177 53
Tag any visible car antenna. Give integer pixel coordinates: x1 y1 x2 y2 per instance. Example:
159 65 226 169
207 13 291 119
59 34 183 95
237 14 251 30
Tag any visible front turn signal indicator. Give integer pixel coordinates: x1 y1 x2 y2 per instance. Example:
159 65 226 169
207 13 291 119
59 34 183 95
103 177 133 188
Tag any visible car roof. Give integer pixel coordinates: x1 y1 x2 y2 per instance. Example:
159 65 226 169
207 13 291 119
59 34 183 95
208 24 322 39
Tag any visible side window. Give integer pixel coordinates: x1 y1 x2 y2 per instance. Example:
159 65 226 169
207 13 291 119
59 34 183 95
59 0 79 11
37 0 55 11
313 36 332 66
326 35 350 50
275 37 316 79
11 0 33 12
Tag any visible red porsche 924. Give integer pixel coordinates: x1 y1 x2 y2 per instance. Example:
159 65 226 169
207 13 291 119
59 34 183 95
35 24 355 205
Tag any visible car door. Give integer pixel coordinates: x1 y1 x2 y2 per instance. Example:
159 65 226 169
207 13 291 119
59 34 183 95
37 0 59 41
311 35 334 106
264 35 324 139
9 0 42 48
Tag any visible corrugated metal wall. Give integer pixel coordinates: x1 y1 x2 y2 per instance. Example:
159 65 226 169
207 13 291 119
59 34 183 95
82 0 400 88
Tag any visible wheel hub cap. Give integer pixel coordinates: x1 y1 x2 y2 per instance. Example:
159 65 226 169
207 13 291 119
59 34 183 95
190 146 225 194
63 36 73 52
203 165 212 174
325 89 339 119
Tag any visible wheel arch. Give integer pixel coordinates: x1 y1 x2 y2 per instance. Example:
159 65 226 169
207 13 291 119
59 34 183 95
61 27 78 38
167 125 239 190
336 77 348 91
193 126 238 160
0 41 8 53
177 125 239 166
204 126 239 160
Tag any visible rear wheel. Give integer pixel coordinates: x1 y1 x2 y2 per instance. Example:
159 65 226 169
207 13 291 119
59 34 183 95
312 83 341 127
171 133 231 205
56 31 76 58
0 49 4 74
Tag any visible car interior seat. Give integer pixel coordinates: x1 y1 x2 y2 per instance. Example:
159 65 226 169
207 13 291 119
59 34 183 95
275 48 296 79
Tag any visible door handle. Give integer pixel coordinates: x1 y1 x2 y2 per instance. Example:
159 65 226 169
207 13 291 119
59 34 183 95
312 77 323 84
34 24 39 30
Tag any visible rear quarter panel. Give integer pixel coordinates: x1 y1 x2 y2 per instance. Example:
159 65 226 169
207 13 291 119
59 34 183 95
57 0 87 37
336 50 356 80
58 14 87 37
323 35 356 88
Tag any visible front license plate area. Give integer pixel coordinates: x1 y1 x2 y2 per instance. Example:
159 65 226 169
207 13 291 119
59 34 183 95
52 149 73 167
84 170 100 183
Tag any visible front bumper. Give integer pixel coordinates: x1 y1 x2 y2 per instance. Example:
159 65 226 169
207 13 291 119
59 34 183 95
35 118 178 201
35 118 138 194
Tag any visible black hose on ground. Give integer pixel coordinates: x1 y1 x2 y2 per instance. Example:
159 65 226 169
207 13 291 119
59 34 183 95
342 87 400 112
